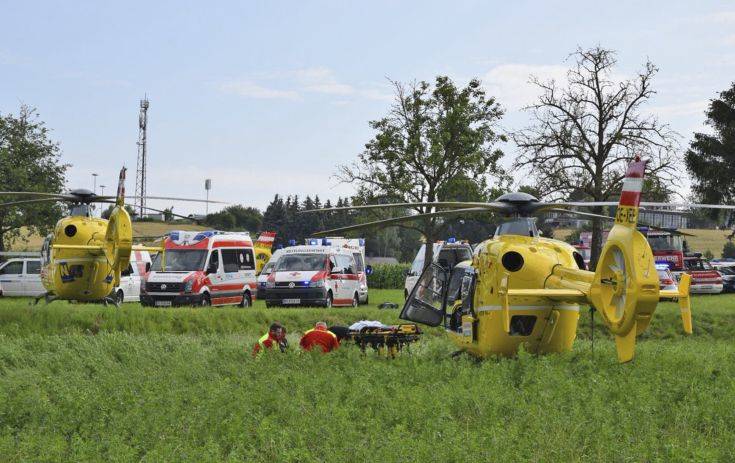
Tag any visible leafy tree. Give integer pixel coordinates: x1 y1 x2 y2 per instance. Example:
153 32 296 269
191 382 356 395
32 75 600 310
514 47 680 269
703 249 714 260
723 241 735 259
101 204 136 220
685 82 735 221
0 106 68 251
338 76 506 268
205 205 262 232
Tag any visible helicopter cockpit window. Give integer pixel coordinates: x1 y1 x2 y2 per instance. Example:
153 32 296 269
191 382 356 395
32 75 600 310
446 266 470 306
399 263 448 327
495 218 539 238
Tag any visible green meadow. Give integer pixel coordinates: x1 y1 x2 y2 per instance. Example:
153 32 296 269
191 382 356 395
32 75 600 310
0 291 734 462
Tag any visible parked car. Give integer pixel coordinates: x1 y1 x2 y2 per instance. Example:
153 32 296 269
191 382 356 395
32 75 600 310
0 258 45 297
109 250 152 304
716 266 735 293
677 256 723 294
656 263 678 300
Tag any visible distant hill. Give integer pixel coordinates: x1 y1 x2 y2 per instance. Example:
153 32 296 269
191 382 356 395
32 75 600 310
7 222 208 251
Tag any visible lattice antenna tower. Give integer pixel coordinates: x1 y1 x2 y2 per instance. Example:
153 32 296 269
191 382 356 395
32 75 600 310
134 97 149 218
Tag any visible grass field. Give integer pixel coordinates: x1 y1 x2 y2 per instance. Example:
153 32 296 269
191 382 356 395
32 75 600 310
1 290 734 461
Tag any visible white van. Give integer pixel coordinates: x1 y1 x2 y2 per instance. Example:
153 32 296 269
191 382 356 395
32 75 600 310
141 230 257 307
110 250 152 304
257 248 283 301
263 245 361 308
404 240 473 299
0 258 45 297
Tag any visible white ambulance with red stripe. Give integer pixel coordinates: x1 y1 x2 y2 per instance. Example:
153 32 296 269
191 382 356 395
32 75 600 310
263 241 364 308
141 230 257 307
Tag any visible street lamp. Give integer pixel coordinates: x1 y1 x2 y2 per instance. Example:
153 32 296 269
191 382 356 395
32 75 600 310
92 173 98 194
99 185 106 196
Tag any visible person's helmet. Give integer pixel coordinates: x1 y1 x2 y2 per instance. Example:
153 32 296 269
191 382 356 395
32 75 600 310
315 321 327 330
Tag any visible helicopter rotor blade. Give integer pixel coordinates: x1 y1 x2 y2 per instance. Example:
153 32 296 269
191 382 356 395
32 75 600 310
300 201 509 214
312 207 492 236
0 191 74 199
545 208 696 236
0 197 77 208
125 195 228 204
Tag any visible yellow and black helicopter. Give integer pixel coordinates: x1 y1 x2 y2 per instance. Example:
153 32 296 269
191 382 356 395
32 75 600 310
0 168 222 305
305 158 733 363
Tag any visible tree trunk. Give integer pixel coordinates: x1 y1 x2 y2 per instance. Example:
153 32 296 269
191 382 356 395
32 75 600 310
589 209 603 271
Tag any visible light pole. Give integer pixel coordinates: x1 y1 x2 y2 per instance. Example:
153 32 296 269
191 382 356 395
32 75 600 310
92 173 98 194
205 179 212 215
100 185 106 196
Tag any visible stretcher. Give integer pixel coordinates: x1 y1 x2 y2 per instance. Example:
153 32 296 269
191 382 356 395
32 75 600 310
346 323 422 357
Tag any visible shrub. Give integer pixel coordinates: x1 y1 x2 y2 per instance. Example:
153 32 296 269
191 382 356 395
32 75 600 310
367 263 411 289
723 241 735 259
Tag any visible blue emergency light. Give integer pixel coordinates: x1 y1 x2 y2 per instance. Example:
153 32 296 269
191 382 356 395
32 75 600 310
288 239 296 246
309 239 319 246
447 237 457 244
322 238 331 246
359 239 365 246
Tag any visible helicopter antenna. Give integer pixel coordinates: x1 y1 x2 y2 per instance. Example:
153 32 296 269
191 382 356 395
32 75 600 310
134 96 149 219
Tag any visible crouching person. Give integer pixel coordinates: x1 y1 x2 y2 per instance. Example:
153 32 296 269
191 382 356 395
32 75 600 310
253 322 288 356
300 321 339 353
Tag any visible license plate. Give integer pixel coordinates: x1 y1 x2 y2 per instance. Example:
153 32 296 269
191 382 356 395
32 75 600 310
155 300 172 307
283 298 301 304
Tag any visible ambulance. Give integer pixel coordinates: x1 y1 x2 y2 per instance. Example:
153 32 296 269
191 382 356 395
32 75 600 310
140 230 257 307
404 238 473 299
263 237 370 308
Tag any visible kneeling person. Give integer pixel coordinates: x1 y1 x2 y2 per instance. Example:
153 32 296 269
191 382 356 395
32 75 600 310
300 321 339 353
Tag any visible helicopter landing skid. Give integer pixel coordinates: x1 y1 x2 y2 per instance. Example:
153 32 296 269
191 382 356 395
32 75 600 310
32 292 57 306
102 297 120 308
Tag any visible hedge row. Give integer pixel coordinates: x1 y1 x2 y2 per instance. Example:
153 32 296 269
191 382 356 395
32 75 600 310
366 263 411 289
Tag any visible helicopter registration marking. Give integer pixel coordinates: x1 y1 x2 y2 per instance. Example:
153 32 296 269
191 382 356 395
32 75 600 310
615 205 638 225
476 304 579 313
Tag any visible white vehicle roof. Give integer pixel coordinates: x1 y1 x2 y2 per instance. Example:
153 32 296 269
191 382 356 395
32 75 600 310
282 245 355 256
165 230 253 249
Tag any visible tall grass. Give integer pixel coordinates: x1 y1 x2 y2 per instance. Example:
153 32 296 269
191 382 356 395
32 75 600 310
0 334 733 462
0 291 734 461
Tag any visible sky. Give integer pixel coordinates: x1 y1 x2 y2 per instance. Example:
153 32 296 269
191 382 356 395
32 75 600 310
2 0 734 215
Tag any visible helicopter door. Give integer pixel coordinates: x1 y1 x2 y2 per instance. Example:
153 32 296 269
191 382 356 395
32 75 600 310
400 263 449 327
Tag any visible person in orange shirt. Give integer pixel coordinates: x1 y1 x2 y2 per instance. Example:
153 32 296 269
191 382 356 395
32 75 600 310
252 322 288 356
299 321 340 353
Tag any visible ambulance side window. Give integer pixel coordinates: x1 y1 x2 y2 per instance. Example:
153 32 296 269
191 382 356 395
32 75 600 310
236 249 255 271
221 249 241 273
121 263 133 277
337 255 355 274
207 250 221 273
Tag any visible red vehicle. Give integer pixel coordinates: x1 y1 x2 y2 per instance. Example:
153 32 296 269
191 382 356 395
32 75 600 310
580 229 685 271
646 231 685 271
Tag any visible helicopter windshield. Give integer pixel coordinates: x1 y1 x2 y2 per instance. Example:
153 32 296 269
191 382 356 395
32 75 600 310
151 250 208 272
495 218 539 238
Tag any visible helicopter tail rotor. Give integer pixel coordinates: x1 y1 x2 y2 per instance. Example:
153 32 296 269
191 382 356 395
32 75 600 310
104 168 133 285
588 157 661 362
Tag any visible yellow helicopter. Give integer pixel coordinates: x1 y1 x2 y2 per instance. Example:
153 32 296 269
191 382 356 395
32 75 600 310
0 168 222 305
306 157 712 363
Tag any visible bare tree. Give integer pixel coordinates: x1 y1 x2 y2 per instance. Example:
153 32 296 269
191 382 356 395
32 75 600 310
513 46 680 268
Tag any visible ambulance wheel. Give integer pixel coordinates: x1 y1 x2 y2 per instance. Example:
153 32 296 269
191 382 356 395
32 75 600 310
200 293 211 307
352 293 359 308
239 292 251 308
115 290 124 305
324 292 333 308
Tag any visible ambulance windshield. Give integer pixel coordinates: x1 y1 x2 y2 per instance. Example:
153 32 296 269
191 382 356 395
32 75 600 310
276 254 326 272
152 250 208 272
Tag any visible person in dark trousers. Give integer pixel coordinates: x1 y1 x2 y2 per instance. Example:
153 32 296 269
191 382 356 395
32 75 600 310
300 321 340 353
253 322 288 356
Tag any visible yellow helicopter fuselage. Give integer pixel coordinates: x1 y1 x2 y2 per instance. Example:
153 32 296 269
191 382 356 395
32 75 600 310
448 235 584 357
41 216 120 301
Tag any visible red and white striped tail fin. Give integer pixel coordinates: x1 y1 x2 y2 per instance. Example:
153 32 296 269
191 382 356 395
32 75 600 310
116 167 127 206
254 231 276 250
614 156 648 227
